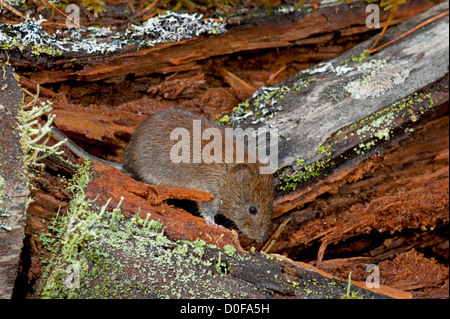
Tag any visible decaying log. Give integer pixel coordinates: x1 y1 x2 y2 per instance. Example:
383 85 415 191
2 1 448 299
0 65 29 298
34 159 391 299
3 0 440 85
269 114 449 298
85 161 235 245
1 0 442 168
259 1 449 215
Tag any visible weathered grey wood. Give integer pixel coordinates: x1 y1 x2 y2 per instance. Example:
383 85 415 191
0 64 28 299
228 2 449 207
276 1 449 167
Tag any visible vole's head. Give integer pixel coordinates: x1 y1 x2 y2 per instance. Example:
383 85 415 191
221 163 274 243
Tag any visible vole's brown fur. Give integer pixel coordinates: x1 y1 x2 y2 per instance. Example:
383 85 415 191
123 108 273 242
53 108 274 242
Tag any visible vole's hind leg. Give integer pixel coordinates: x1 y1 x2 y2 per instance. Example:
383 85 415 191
197 198 221 225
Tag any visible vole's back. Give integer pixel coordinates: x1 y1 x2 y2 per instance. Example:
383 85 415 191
123 108 274 242
122 108 227 194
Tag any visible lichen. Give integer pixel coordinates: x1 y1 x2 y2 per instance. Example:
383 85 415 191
0 175 9 231
220 85 289 127
278 156 336 191
0 12 227 56
17 89 66 167
218 75 319 128
0 17 65 56
224 244 237 257
0 0 26 11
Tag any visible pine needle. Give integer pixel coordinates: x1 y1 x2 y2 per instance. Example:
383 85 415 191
0 0 27 19
368 9 449 54
38 0 81 29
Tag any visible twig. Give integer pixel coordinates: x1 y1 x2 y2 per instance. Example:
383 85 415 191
18 75 57 98
367 10 449 55
136 0 158 18
139 11 158 23
80 4 95 21
0 0 27 20
201 18 241 25
41 21 74 29
136 0 158 21
126 0 135 14
261 217 292 253
267 65 287 86
217 66 256 99
368 4 398 52
38 0 81 29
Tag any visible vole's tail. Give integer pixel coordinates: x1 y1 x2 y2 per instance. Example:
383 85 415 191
51 127 123 171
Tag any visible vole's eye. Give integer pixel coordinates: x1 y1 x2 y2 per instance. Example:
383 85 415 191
249 206 258 215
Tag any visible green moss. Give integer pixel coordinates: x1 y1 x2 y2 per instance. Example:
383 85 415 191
224 244 236 257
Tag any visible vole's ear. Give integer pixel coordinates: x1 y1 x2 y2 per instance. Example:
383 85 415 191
230 164 254 184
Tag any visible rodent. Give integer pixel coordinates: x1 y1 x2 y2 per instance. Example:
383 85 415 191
52 108 274 242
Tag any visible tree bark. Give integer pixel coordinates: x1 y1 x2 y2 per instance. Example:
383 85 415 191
0 65 29 299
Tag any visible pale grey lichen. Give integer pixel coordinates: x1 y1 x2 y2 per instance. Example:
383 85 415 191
344 60 410 100
0 0 26 8
221 86 288 127
0 175 11 231
0 12 228 56
307 57 410 101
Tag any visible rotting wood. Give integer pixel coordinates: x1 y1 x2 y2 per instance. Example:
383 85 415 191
258 1 450 215
268 114 449 298
1 1 441 161
2 1 448 299
1 0 441 85
227 4 448 298
33 159 390 299
84 160 238 246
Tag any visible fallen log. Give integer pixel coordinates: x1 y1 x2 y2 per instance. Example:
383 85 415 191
34 159 391 299
0 65 29 299
248 1 449 215
0 0 442 165
2 0 440 85
2 1 448 299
